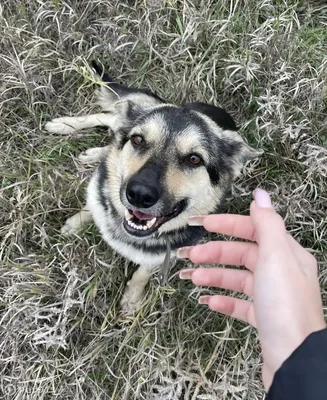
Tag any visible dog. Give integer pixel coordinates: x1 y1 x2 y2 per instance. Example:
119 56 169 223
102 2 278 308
45 61 261 314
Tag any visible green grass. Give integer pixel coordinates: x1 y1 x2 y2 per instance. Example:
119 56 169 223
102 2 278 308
1 0 327 398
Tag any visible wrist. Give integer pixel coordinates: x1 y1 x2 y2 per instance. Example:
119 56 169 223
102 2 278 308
263 323 327 389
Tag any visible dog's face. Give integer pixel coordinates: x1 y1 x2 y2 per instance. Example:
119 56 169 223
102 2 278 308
104 103 261 239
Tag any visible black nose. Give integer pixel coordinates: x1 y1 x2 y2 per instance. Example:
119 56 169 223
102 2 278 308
126 181 160 208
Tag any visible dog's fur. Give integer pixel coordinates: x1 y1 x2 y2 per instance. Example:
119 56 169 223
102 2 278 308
45 62 261 314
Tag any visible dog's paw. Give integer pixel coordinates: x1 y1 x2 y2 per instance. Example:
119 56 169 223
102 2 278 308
45 117 77 135
120 283 145 315
60 214 82 236
78 147 106 164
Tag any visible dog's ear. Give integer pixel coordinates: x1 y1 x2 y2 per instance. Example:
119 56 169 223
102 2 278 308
100 99 150 135
114 99 147 126
185 101 262 163
184 102 262 178
184 102 238 131
220 130 263 179
91 61 165 136
215 131 262 180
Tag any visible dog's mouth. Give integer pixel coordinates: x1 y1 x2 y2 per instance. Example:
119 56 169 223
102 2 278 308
123 200 187 237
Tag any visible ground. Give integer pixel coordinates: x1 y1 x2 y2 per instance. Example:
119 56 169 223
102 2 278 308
1 1 327 399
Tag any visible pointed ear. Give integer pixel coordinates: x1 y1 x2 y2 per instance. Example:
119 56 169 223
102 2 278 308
114 99 155 121
184 102 238 131
184 101 262 177
105 99 147 134
220 129 263 178
114 99 133 113
235 135 263 163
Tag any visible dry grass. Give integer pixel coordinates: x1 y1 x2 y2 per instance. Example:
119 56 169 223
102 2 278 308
1 0 327 398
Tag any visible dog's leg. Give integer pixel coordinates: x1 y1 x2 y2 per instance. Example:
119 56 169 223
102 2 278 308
120 265 155 315
78 146 110 164
60 206 93 236
45 113 114 135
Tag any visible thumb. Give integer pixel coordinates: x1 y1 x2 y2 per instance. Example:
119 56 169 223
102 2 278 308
250 189 287 247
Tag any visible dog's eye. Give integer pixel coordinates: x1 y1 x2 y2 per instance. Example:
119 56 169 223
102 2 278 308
187 154 203 166
131 135 144 146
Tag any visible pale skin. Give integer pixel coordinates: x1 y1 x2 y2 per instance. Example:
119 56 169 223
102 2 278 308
178 189 326 390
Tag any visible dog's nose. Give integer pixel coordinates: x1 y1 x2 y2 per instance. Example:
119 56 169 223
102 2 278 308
126 181 160 208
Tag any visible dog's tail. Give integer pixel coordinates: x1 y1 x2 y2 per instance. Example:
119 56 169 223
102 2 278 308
91 60 115 83
91 60 166 105
91 60 136 97
91 60 133 98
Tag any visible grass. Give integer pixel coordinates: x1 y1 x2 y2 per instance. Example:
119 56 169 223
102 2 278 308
1 0 327 398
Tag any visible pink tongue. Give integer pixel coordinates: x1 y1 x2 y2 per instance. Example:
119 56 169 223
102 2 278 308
132 210 154 221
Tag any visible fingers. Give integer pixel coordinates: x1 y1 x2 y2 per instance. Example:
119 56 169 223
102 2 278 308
249 195 300 272
250 193 287 248
189 214 255 241
188 190 288 250
199 295 256 327
180 268 253 296
177 241 258 271
251 190 317 271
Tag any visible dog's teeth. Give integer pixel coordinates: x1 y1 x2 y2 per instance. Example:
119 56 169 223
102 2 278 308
127 220 135 228
127 216 156 231
125 209 133 221
128 220 143 230
146 217 157 229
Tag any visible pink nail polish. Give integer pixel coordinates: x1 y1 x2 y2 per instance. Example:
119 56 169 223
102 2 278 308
198 295 211 305
188 216 206 226
253 189 272 208
179 269 195 279
177 246 192 259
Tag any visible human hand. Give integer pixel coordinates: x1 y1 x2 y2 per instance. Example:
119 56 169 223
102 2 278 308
178 189 326 389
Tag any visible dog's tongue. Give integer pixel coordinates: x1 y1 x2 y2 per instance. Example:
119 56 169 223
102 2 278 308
132 210 155 221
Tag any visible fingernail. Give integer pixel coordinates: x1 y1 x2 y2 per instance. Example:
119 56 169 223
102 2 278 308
198 295 211 305
188 216 206 226
177 246 192 259
179 269 195 280
253 189 272 208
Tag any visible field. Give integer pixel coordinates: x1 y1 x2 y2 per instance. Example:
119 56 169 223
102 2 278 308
1 1 327 399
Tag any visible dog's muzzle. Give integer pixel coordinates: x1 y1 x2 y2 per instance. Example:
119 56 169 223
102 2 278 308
123 164 187 237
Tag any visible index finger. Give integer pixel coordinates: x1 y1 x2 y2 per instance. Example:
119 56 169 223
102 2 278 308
189 214 255 241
